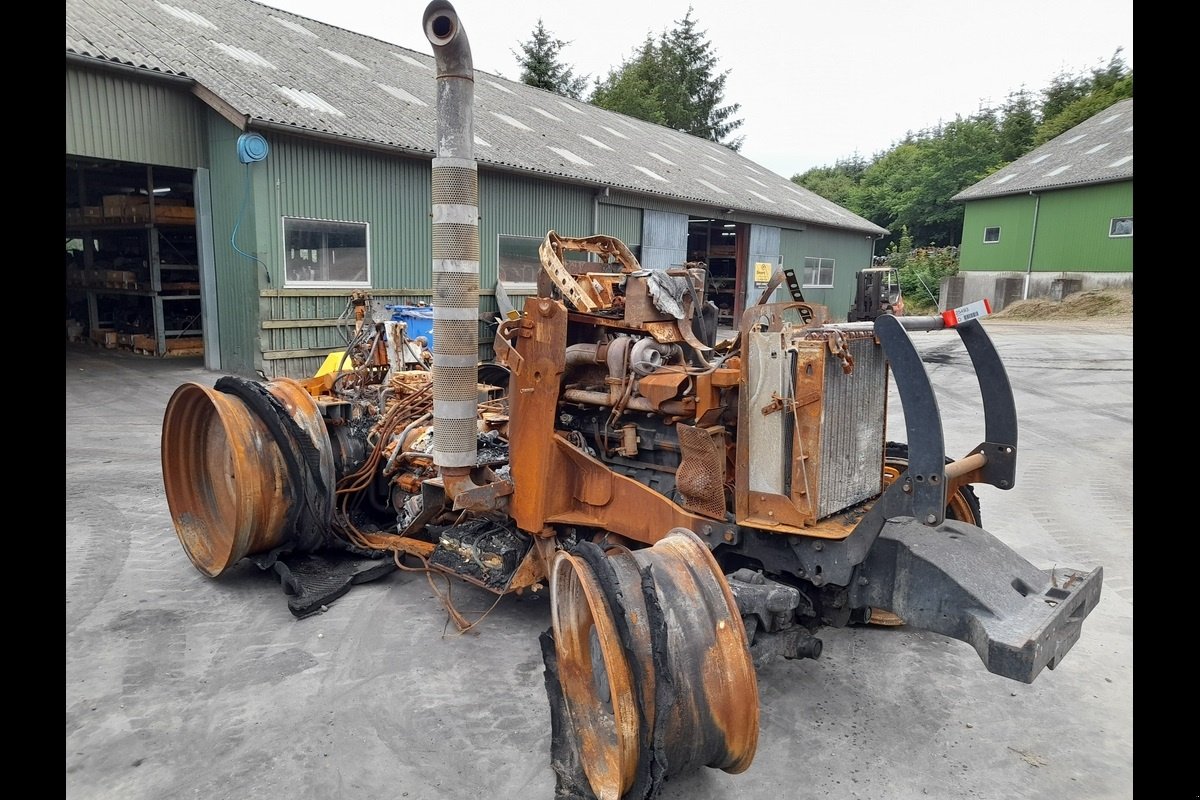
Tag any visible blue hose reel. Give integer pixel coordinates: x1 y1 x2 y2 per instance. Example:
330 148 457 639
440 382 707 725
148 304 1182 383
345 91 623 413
237 132 270 164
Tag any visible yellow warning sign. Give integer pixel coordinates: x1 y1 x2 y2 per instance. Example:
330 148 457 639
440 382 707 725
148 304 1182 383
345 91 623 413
754 262 773 282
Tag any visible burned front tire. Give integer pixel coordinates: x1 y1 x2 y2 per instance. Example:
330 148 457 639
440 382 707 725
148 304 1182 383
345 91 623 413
544 528 758 800
884 441 981 526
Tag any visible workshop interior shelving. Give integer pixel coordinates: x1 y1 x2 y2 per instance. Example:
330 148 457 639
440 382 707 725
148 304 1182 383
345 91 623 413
65 160 203 357
688 217 742 324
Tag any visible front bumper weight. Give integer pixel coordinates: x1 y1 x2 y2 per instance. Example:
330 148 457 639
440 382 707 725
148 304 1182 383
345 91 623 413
850 517 1104 683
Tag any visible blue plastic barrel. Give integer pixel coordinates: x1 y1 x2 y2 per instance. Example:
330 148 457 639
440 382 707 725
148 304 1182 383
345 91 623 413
386 305 434 347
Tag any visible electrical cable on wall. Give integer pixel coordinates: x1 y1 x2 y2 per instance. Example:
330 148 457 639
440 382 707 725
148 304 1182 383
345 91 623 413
232 133 271 284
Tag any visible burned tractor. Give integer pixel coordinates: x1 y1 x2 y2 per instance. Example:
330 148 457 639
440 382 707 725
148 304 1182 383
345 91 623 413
158 3 1103 798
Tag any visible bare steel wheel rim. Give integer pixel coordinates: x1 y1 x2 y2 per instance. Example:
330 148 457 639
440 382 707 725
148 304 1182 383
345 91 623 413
548 528 759 798
160 378 335 578
549 551 639 800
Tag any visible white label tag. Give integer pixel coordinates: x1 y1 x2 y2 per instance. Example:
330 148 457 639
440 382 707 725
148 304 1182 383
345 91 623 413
943 298 992 326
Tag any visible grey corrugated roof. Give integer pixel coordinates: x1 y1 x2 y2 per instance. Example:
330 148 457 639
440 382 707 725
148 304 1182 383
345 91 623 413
952 98 1133 202
65 0 887 236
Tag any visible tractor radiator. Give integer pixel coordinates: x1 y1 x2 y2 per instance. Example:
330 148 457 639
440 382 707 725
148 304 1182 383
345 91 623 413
744 328 888 527
812 334 887 518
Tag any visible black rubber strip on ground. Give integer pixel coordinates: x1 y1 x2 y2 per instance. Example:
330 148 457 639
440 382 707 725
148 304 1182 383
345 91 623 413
261 551 397 618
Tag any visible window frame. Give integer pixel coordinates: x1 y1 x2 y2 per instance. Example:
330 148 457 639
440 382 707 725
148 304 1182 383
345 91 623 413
983 226 1001 244
496 233 545 295
802 256 835 289
281 216 371 288
497 233 630 294
1108 217 1133 238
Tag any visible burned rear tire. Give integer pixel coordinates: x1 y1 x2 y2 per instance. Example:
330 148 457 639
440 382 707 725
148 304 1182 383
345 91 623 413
884 442 982 526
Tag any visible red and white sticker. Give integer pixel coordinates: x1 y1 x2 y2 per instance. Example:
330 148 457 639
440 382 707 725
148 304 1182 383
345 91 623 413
942 298 992 327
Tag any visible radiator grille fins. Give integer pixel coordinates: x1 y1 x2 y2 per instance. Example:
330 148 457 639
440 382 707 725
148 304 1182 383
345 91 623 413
815 337 886 518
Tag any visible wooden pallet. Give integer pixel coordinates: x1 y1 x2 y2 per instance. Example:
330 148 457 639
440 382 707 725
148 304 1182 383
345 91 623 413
131 334 204 357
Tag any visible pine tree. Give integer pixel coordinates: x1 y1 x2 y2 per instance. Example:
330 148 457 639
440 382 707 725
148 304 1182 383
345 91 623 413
590 7 744 150
513 19 588 100
658 7 744 150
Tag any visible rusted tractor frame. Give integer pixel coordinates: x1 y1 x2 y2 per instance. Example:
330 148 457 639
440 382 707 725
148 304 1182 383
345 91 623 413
156 3 1105 799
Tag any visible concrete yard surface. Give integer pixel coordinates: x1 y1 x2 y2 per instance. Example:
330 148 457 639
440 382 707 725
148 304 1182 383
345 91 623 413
66 314 1133 800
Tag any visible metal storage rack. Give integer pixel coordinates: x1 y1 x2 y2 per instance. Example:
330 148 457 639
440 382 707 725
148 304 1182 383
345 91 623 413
66 162 202 356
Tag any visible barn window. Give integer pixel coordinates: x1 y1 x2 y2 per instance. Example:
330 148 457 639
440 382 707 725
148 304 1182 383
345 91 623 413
802 256 835 288
983 227 1001 243
282 217 369 286
1109 217 1132 237
498 233 609 295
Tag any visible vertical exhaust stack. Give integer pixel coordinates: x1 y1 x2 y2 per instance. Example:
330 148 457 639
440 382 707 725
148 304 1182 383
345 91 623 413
424 1 481 490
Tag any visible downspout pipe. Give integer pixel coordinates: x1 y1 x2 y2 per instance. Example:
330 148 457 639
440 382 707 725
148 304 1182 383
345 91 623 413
423 1 480 479
1023 191 1040 300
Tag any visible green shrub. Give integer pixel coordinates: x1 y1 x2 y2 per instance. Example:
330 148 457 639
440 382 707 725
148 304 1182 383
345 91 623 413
882 228 960 313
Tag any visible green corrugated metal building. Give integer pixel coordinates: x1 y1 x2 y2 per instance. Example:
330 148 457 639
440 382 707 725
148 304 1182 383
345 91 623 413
948 99 1133 311
66 0 888 378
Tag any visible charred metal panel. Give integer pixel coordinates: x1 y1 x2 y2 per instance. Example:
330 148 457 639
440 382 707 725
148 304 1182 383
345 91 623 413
816 335 886 517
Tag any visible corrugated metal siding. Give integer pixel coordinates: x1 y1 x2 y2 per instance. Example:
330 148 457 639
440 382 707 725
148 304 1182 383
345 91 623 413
480 171 593 340
480 171 594 287
960 182 1133 275
958 196 1036 272
608 189 706 218
206 112 262 376
216 131 434 377
66 66 208 168
260 132 432 289
746 224 782 307
1029 182 1133 273
782 225 874 322
641 210 688 268
597 203 642 248
209 134 599 377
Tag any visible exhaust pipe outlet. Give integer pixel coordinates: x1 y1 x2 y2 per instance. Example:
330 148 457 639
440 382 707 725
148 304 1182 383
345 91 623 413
424 0 479 475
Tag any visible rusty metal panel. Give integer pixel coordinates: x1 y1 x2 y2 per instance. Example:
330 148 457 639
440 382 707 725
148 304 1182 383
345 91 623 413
816 336 886 517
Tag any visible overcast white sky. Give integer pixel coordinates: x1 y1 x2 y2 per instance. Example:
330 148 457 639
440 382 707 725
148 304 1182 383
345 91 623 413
257 0 1133 179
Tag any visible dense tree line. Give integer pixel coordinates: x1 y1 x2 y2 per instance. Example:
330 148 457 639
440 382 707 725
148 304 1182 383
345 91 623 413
793 51 1133 248
513 16 1130 250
